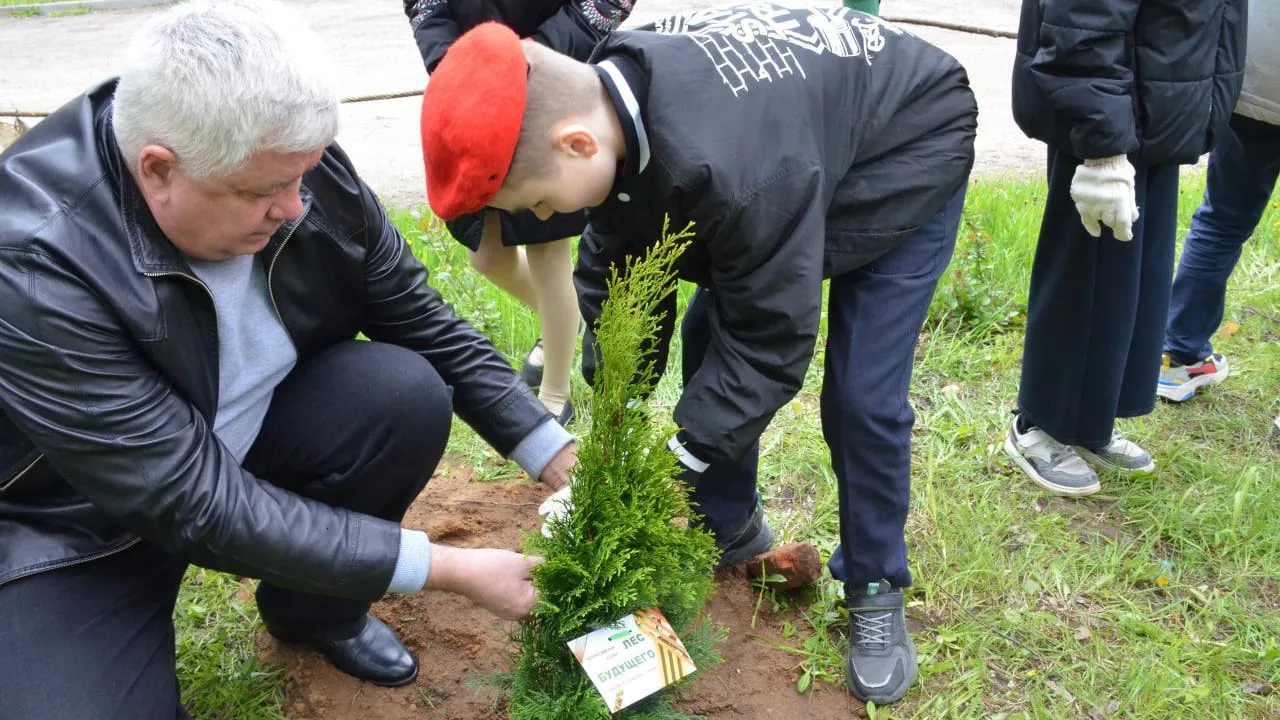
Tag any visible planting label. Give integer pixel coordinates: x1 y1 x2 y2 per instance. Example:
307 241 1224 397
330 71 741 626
567 607 697 713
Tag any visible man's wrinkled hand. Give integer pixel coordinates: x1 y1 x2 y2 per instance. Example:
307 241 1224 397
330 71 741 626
427 545 544 621
463 549 543 620
538 442 576 490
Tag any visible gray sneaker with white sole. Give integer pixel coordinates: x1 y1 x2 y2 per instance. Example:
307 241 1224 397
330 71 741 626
1004 415 1101 497
1076 432 1155 475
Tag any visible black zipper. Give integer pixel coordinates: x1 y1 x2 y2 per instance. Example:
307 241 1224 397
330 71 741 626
0 536 143 589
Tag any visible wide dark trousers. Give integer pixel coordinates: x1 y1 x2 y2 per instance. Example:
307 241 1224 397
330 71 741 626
1017 148 1180 447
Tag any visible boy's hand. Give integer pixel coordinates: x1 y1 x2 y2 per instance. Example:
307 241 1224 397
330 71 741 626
538 485 573 538
426 545 544 620
539 442 577 490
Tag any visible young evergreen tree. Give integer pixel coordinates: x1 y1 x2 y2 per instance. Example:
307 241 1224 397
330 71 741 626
509 220 722 719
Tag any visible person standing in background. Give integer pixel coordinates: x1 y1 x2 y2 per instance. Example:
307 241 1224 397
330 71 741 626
1003 0 1247 497
1157 0 1277 414
404 0 636 425
843 0 880 15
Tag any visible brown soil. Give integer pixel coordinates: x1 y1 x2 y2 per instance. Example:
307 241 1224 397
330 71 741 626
260 465 860 720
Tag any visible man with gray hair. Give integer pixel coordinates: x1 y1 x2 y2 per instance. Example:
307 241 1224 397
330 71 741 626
0 1 575 715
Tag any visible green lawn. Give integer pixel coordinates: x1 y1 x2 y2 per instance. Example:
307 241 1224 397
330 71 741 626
175 173 1280 719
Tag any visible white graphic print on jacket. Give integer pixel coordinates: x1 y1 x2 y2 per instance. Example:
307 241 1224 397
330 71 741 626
650 4 906 96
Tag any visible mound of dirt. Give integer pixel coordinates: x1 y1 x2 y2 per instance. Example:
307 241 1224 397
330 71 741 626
260 466 859 719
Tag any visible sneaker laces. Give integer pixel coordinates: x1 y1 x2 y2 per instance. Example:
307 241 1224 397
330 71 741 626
852 609 892 650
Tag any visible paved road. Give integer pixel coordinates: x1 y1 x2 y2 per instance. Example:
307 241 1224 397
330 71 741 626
0 0 1040 207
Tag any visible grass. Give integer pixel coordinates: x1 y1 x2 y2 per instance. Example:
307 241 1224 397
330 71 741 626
175 173 1280 718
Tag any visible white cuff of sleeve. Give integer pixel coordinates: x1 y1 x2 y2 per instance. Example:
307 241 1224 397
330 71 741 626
386 529 432 595
667 435 709 473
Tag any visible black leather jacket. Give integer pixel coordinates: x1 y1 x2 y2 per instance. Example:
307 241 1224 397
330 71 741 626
0 81 553 598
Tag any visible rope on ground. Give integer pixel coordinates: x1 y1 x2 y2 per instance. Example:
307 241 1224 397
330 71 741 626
1 89 428 119
0 15 1015 120
883 15 1018 39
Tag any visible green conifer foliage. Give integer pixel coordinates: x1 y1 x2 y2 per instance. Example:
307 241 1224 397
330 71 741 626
509 220 722 719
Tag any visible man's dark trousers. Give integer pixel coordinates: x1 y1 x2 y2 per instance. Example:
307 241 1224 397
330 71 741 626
0 340 451 719
1017 149 1180 448
681 187 965 589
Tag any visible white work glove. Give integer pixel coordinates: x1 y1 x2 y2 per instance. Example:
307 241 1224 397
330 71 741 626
538 485 573 539
1069 155 1139 242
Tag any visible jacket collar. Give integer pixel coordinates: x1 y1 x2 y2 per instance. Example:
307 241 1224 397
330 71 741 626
593 52 651 198
90 93 187 277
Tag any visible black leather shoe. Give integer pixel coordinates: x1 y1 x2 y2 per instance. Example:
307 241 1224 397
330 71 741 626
520 338 544 388
555 398 575 426
269 614 418 687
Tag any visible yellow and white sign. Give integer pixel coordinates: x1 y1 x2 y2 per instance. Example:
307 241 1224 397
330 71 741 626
567 607 697 713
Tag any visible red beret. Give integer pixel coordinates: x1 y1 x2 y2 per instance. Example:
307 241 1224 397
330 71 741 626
420 22 528 221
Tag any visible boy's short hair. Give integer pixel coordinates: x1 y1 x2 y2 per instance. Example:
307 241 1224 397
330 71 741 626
506 42 600 188
420 24 600 220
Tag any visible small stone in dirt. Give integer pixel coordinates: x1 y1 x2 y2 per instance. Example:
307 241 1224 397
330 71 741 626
745 543 822 589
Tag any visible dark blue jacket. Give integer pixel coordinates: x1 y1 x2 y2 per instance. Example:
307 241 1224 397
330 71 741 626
1012 0 1248 164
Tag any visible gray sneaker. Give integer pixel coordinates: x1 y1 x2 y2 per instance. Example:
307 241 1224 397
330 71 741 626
845 582 917 704
1004 415 1101 497
1077 432 1155 475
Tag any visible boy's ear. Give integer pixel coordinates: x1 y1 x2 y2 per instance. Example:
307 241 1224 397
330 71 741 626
554 124 599 159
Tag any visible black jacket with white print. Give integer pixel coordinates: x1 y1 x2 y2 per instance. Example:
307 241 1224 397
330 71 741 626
403 0 635 72
575 3 977 466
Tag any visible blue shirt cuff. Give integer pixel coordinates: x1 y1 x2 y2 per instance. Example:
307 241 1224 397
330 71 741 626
508 419 574 480
386 529 432 595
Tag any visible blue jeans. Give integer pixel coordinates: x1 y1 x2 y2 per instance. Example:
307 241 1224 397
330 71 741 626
1165 114 1280 365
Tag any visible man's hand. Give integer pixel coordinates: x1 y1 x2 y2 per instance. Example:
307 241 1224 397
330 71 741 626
1070 155 1139 241
426 544 544 620
538 441 577 490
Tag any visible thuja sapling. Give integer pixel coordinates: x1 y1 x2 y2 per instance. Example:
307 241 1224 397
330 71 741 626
509 219 723 719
